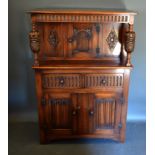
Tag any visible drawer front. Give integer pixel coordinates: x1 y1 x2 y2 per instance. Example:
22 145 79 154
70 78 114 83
42 73 123 89
42 73 81 89
85 74 123 88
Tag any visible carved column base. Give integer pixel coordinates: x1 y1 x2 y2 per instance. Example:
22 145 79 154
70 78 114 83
126 53 132 67
34 53 39 66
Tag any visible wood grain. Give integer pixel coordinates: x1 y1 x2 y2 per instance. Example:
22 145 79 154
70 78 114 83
29 9 136 143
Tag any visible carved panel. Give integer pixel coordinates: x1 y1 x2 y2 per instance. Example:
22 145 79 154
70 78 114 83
68 27 92 52
85 74 123 88
49 30 59 48
42 74 81 88
49 98 71 129
106 28 118 51
95 98 116 129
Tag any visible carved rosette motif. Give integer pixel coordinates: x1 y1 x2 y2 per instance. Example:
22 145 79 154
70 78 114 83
125 31 136 53
49 30 59 48
106 28 118 51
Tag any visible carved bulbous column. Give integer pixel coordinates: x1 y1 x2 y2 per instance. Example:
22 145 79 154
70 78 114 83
29 23 40 66
125 24 136 66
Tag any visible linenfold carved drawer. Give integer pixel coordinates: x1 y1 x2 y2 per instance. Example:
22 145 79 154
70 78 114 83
42 73 81 88
85 74 123 88
29 9 136 144
42 73 123 89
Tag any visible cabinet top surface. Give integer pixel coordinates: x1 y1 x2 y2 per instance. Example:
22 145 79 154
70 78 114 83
32 61 133 70
28 8 137 15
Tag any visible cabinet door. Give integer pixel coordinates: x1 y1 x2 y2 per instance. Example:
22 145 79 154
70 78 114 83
94 93 122 135
66 23 98 58
42 93 72 135
38 23 64 58
71 93 95 134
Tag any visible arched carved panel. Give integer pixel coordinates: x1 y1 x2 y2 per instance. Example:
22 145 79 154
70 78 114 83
68 27 92 53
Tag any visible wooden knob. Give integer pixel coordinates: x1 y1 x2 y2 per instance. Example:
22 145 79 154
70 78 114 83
60 79 64 84
89 111 94 115
76 106 81 110
72 111 76 115
59 78 65 85
68 38 73 43
101 79 107 84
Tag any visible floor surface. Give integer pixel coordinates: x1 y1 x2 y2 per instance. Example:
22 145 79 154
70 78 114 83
9 122 146 155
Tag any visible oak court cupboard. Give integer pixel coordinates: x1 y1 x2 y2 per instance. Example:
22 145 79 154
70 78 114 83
28 9 137 144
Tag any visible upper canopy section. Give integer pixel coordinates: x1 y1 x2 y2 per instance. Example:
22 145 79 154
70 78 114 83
28 9 137 24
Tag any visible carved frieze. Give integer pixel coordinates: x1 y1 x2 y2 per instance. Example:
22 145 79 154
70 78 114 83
35 14 130 23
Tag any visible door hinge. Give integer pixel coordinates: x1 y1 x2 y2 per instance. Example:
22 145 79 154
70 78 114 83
95 24 100 34
41 97 46 106
118 123 122 129
119 98 124 104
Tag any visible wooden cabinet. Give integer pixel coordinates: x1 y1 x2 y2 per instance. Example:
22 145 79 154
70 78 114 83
28 9 137 143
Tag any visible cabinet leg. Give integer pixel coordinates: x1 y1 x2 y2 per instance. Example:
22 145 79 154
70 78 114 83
39 129 48 144
120 130 126 143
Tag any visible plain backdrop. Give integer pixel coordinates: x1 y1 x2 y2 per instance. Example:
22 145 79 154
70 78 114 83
8 0 146 122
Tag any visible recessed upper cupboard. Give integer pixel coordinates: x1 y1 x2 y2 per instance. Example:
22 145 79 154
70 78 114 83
37 23 123 60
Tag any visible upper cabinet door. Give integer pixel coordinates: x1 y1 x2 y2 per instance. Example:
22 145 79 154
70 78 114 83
65 23 98 58
38 23 65 58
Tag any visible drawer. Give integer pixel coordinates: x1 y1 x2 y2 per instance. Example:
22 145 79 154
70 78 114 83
85 74 123 88
42 73 81 89
42 73 123 89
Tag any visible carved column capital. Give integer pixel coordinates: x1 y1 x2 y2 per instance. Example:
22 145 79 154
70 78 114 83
125 24 136 66
29 23 40 66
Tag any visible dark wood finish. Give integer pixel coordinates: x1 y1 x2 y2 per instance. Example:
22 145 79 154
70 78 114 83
28 9 136 144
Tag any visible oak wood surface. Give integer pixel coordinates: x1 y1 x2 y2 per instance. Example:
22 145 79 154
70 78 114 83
29 9 136 144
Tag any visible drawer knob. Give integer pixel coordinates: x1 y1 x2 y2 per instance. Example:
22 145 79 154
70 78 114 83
76 106 81 110
60 79 64 84
68 38 74 43
89 111 94 115
59 77 65 85
101 79 107 84
72 110 76 115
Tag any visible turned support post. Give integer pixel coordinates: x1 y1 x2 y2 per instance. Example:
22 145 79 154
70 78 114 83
29 23 40 66
125 24 136 66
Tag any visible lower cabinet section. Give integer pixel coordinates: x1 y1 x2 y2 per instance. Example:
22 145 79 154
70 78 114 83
40 92 123 143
